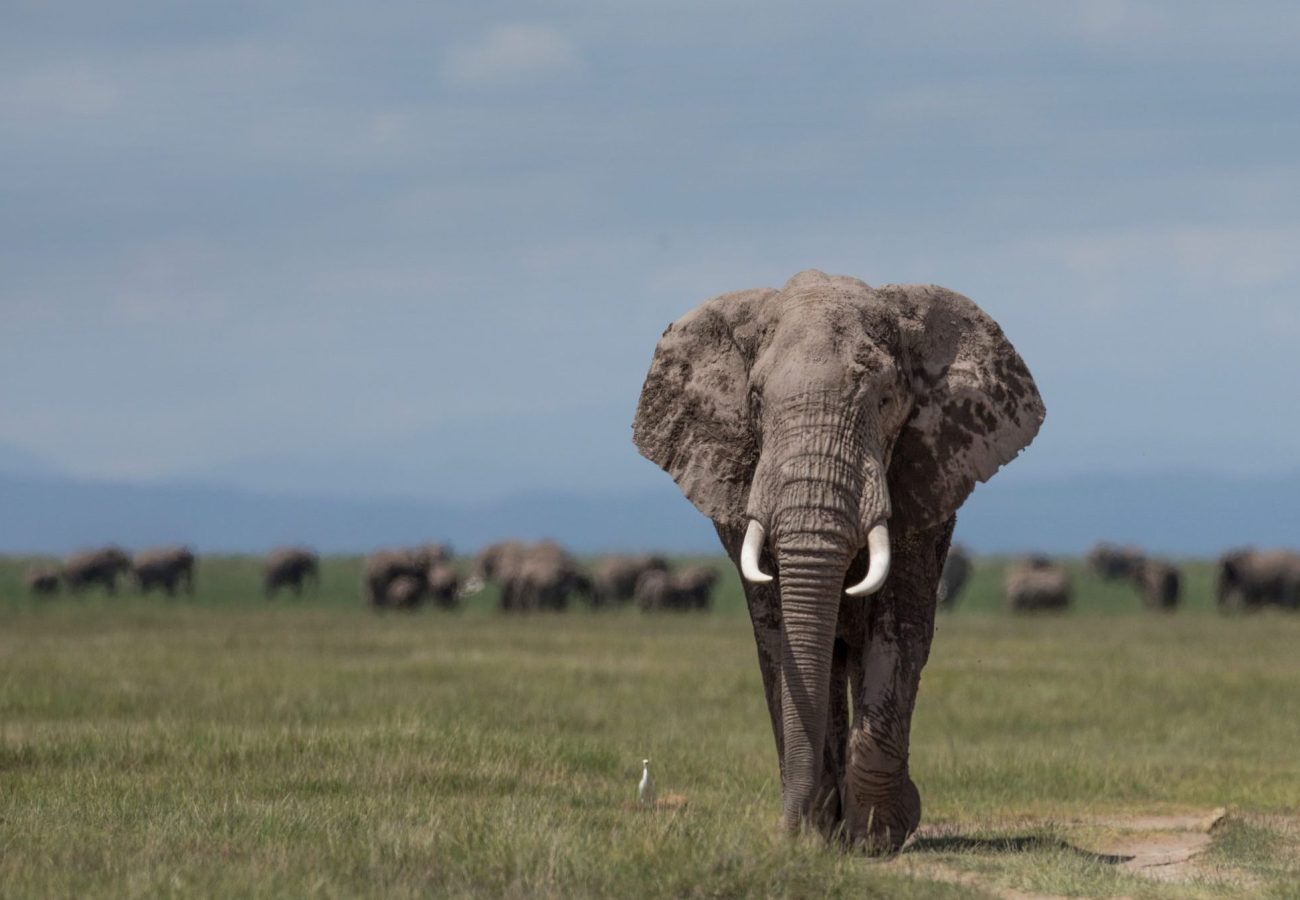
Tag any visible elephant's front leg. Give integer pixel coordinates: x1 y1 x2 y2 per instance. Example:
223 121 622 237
718 525 786 780
842 518 951 854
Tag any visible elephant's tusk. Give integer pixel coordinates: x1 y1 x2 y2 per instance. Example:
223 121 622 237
846 523 891 596
740 520 773 584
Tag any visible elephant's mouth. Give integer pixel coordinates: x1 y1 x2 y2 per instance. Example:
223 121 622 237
740 518 892 597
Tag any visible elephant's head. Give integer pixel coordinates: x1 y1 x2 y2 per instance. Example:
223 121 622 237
633 270 1043 830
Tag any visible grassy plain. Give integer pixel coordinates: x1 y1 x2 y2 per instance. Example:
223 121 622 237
0 555 1297 897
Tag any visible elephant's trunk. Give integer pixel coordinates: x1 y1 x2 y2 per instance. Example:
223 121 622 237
768 442 892 831
773 544 849 829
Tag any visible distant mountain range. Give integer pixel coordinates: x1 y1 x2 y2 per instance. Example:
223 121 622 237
2 464 1297 557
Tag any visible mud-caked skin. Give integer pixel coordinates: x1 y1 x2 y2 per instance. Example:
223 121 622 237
633 270 1044 853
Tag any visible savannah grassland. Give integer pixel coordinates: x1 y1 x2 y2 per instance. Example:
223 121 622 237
0 556 1298 899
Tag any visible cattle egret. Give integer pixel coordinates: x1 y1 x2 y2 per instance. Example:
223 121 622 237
638 758 655 807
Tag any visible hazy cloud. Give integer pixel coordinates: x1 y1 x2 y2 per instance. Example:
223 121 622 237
441 24 580 87
0 62 119 119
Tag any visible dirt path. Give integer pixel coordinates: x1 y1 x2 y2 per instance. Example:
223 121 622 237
1085 808 1226 883
895 808 1231 897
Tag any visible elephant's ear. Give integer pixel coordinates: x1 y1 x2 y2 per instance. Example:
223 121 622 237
880 284 1045 530
632 288 774 528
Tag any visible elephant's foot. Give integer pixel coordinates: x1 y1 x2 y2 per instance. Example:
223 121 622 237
843 773 920 855
843 713 922 854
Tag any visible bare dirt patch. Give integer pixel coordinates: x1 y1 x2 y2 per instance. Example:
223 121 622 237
895 808 1232 897
1082 808 1226 883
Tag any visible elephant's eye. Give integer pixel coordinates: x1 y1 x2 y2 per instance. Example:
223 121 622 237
749 389 763 421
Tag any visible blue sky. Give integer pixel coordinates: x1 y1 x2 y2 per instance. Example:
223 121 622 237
3 2 1299 503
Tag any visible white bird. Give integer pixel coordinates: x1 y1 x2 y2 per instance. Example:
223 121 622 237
638 758 656 808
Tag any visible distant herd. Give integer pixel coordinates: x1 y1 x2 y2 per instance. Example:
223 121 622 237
18 540 1300 613
938 541 1300 612
18 540 721 613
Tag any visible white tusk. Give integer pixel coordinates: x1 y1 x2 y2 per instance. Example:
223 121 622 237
740 520 773 584
845 523 891 596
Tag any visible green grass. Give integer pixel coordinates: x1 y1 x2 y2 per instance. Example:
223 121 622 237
0 554 1297 897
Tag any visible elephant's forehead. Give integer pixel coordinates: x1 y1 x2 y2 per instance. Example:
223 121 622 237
756 297 900 373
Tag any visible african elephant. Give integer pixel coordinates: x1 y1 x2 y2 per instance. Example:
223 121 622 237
426 561 461 610
507 544 590 611
25 568 61 597
417 542 454 567
1132 559 1181 611
1003 557 1070 612
471 540 528 586
672 564 719 609
634 565 720 611
62 546 132 594
363 547 431 609
472 540 584 611
132 546 196 596
385 574 425 609
633 270 1044 852
1087 542 1145 580
632 568 673 610
590 554 670 607
263 547 319 598
936 544 972 610
1217 548 1300 611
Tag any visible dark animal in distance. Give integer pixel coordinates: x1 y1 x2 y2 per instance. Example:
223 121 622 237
1087 542 1146 580
363 544 457 610
1004 557 1071 612
25 568 61 597
590 554 670 607
634 564 719 611
263 547 319 598
132 546 196 597
62 546 132 594
385 575 425 609
364 547 433 609
472 540 589 611
1132 559 1181 611
426 562 460 610
1217 548 1300 611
